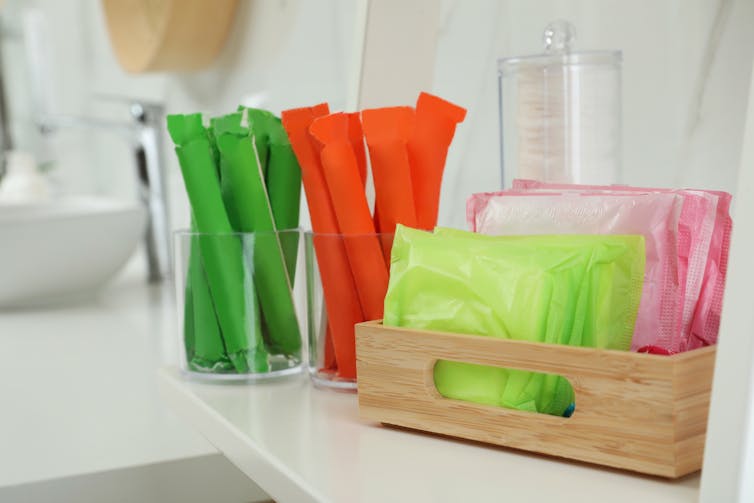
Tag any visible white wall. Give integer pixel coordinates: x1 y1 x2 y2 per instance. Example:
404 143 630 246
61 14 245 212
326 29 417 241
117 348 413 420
700 55 754 503
433 0 753 227
2 0 360 233
2 0 752 230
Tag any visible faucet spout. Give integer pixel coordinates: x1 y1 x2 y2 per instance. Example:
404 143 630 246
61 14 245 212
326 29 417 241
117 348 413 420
37 100 172 282
0 43 14 179
130 102 171 282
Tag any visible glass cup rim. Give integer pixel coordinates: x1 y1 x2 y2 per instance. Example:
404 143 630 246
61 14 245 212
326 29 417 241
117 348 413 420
304 230 395 238
174 228 302 237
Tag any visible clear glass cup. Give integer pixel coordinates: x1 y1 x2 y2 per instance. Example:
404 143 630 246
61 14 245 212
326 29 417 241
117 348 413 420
305 231 394 391
174 229 305 382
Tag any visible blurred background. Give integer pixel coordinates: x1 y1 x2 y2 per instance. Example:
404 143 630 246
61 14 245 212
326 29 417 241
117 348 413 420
1 0 751 232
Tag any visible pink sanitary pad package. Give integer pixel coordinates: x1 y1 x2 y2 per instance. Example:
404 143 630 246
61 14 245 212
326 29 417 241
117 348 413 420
491 179 733 353
689 190 732 350
468 190 682 352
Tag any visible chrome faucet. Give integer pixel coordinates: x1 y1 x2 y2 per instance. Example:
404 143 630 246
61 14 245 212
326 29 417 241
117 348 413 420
38 100 172 282
0 40 13 179
3 7 170 281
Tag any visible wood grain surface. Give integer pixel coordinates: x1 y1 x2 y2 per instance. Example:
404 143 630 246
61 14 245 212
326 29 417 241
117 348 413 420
355 321 715 478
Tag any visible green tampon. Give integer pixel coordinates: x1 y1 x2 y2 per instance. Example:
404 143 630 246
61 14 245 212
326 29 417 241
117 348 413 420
189 232 234 372
211 119 242 232
266 116 301 282
241 107 278 178
211 114 270 371
168 114 256 373
213 113 302 356
169 114 231 371
183 265 195 362
206 125 221 175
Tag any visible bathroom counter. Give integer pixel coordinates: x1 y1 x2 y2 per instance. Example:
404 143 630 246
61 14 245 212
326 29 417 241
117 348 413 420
160 366 701 503
0 266 217 488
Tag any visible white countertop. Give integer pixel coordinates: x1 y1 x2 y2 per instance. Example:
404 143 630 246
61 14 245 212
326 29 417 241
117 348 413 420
0 257 704 501
0 264 217 487
160 367 701 503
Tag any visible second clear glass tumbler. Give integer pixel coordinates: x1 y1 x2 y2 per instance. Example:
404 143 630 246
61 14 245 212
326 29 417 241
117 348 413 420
305 231 393 391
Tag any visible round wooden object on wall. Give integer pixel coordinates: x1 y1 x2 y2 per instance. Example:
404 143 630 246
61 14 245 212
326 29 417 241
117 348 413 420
102 0 239 73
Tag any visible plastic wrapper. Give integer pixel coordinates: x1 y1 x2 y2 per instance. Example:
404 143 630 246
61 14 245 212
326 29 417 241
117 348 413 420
265 113 303 281
467 191 682 352
213 112 301 356
362 106 418 232
383 225 645 415
510 179 729 352
282 104 363 379
282 93 466 385
167 113 258 372
310 113 389 322
168 108 304 378
690 190 732 348
407 92 467 230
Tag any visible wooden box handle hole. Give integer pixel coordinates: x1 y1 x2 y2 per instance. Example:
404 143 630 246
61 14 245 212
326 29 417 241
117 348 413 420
428 359 577 418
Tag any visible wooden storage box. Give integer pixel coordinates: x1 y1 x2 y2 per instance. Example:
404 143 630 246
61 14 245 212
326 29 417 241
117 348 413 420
355 321 716 478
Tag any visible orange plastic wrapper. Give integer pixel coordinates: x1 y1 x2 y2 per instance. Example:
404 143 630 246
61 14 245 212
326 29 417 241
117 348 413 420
347 111 391 264
346 111 391 265
361 107 418 233
311 113 389 322
347 112 367 187
408 92 467 230
282 104 363 378
323 324 337 372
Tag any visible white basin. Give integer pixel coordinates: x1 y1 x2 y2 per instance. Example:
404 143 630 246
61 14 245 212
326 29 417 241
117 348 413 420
0 197 146 307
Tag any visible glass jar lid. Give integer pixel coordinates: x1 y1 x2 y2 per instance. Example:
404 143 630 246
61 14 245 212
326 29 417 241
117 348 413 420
498 20 622 75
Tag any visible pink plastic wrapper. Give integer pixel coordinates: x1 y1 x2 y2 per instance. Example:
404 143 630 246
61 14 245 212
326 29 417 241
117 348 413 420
510 179 730 352
688 190 732 350
468 191 682 352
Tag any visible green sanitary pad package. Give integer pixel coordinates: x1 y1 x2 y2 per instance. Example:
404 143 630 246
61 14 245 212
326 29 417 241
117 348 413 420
383 225 646 416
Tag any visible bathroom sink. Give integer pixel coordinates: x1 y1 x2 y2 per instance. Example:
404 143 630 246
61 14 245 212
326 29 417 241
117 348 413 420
0 197 146 307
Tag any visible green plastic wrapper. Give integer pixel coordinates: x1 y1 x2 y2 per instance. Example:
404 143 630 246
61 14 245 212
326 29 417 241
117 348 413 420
187 219 234 372
172 117 226 370
242 107 278 178
237 107 301 281
210 119 241 232
213 112 302 356
383 225 646 416
266 116 302 281
168 113 255 373
205 126 221 174
210 114 269 371
183 250 195 360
